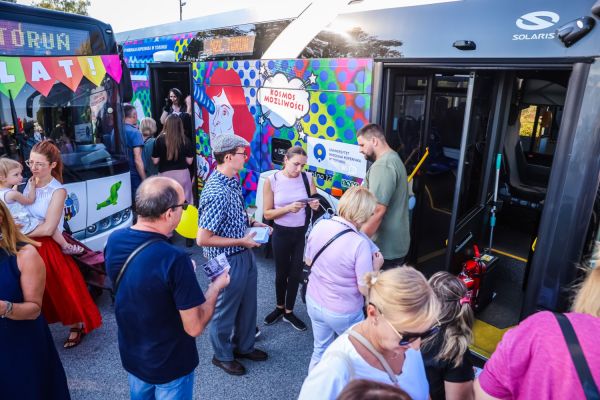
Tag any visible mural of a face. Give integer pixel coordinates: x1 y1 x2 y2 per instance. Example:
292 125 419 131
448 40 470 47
209 90 235 139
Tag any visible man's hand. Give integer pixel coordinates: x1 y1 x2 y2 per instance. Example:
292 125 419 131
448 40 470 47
212 270 230 291
252 220 273 235
287 201 306 213
240 231 261 248
372 251 384 271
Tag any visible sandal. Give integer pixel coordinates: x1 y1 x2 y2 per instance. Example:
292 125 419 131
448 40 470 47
62 243 85 255
64 326 86 349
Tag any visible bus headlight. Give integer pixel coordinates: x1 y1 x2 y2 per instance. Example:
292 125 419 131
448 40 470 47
74 207 133 239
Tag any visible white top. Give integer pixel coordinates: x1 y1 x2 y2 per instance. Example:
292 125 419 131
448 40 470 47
298 331 429 400
24 178 66 233
0 188 41 234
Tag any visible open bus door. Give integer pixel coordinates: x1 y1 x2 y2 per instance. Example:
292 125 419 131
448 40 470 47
147 62 193 133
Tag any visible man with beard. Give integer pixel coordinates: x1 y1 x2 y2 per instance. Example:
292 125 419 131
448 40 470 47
356 123 410 269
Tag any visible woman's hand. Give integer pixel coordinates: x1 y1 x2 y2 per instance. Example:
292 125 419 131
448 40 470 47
287 201 306 213
372 251 384 271
308 199 320 211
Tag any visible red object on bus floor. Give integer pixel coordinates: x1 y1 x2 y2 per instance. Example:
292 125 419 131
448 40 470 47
458 245 486 308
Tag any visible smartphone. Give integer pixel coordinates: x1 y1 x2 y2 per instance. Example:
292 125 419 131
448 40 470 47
297 198 319 203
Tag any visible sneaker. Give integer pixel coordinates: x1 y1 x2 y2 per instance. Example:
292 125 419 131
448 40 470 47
283 312 307 331
62 243 85 255
255 327 261 339
263 307 284 325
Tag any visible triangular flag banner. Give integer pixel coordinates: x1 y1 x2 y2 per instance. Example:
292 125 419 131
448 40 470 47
0 56 27 98
78 56 106 87
21 57 56 97
101 55 122 83
53 57 84 92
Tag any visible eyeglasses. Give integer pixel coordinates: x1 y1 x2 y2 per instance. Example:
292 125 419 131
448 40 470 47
234 152 248 159
370 303 440 346
165 201 189 213
25 160 49 168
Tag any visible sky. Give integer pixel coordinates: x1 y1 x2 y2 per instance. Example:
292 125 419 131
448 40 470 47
15 0 287 33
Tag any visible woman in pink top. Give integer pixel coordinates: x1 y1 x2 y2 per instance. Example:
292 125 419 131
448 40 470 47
475 244 600 399
262 146 320 331
304 186 384 370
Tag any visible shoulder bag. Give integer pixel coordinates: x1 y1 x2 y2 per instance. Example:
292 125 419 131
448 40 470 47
554 313 599 400
300 227 353 303
113 238 164 295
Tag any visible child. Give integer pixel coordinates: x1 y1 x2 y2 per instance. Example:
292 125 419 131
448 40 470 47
0 158 83 254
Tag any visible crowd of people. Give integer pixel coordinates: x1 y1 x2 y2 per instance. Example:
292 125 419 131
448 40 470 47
0 108 599 400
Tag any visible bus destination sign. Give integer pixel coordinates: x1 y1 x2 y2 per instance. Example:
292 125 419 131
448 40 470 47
202 35 255 57
0 20 91 56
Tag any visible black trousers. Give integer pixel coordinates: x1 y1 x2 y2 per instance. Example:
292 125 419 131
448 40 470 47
271 224 306 310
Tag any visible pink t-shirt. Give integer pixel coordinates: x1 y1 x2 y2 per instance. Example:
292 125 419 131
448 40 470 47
267 171 311 228
479 311 600 400
305 216 373 314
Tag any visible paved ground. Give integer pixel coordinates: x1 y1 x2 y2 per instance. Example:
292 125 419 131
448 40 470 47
49 238 313 400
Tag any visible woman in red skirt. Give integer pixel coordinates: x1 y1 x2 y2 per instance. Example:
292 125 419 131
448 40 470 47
25 140 102 348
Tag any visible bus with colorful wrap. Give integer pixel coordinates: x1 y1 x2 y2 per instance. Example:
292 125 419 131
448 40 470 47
118 0 600 361
0 2 133 250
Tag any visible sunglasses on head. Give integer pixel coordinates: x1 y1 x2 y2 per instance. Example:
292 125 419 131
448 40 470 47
370 302 440 346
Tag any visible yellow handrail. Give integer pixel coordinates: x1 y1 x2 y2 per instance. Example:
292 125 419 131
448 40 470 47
408 147 429 182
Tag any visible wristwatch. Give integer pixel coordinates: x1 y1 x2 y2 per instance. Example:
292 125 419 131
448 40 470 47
1 300 12 318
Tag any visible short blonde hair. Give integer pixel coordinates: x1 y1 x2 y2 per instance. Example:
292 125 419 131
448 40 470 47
139 117 157 136
366 266 440 332
338 186 377 226
0 158 23 180
572 241 600 317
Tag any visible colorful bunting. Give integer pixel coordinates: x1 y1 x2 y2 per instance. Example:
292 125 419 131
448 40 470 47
0 55 122 98
0 56 26 98
78 56 107 87
54 57 84 92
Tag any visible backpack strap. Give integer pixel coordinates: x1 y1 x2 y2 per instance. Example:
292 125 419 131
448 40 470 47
301 172 312 227
554 313 600 399
113 238 164 295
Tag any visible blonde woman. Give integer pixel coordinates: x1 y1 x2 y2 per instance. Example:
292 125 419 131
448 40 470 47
0 201 70 399
299 267 440 400
423 272 475 400
304 186 384 370
475 242 600 399
140 117 159 177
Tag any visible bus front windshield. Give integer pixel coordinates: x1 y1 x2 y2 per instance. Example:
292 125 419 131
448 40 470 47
0 77 128 183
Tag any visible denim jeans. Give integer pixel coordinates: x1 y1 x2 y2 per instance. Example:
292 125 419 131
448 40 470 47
128 371 194 400
306 295 364 371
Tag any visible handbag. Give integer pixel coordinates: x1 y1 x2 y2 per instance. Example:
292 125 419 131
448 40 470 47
62 232 108 298
300 227 353 303
113 238 164 295
554 313 600 399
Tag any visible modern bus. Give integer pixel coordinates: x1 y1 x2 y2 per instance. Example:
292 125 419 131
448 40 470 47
0 3 133 250
117 0 600 362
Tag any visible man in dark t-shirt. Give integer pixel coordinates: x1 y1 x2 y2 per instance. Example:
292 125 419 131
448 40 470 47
105 177 229 399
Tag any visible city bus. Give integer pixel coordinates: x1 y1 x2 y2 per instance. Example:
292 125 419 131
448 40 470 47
117 0 600 362
0 3 133 250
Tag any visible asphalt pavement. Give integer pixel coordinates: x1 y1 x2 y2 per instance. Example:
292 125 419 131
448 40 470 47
49 238 314 400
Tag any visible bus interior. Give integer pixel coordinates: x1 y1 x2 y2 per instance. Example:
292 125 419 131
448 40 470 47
383 66 571 359
147 63 192 132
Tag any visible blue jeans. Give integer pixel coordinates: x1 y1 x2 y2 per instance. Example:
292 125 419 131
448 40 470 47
306 294 364 371
128 371 194 400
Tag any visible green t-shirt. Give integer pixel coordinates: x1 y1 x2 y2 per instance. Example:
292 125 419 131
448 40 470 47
365 150 410 259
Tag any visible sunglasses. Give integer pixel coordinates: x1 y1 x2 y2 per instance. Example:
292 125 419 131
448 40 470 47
166 201 189 213
370 303 440 346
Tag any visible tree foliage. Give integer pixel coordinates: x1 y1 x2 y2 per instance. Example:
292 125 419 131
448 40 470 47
32 0 91 16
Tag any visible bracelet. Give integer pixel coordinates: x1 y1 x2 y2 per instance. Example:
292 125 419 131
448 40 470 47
1 300 13 318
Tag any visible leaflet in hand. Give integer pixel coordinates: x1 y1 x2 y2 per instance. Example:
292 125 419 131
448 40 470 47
245 226 270 244
202 253 231 281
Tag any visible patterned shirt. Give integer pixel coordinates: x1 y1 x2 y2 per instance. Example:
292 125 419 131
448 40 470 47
198 170 248 258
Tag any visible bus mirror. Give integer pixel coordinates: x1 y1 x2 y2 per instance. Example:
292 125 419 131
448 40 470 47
452 40 476 51
556 17 595 48
592 0 600 18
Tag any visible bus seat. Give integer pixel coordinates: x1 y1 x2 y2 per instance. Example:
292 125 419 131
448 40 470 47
503 121 546 203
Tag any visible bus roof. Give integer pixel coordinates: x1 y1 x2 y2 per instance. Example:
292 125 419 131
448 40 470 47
115 3 310 43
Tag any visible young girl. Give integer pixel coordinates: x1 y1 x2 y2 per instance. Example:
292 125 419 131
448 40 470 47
0 158 83 254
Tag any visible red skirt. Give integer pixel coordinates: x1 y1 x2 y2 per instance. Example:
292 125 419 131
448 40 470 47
37 237 102 334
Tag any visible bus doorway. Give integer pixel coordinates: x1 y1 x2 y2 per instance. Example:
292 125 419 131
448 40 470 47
148 63 193 132
381 66 571 360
